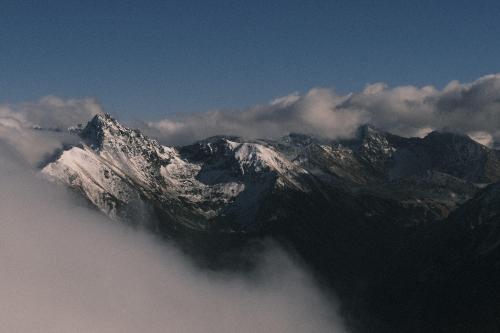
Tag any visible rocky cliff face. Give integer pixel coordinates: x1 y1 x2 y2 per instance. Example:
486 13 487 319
42 114 320 232
43 114 500 231
41 113 500 332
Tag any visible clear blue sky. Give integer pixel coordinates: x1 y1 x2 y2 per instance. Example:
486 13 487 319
1 0 499 119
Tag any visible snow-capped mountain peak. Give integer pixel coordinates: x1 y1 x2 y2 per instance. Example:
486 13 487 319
42 114 316 230
81 113 164 155
41 113 500 233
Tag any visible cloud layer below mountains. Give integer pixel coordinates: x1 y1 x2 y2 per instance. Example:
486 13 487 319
0 143 344 333
143 74 500 147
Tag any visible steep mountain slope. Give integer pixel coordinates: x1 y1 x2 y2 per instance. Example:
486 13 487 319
392 131 500 183
450 181 500 253
42 114 319 232
43 114 500 230
41 114 500 332
368 182 500 332
272 126 500 224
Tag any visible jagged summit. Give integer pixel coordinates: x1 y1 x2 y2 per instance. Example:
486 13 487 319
416 129 500 183
340 124 391 149
355 123 385 138
279 132 319 147
82 112 118 133
80 113 123 146
196 134 243 143
80 113 135 140
37 112 500 333
42 114 316 229
79 113 167 166
42 113 500 232
423 130 483 146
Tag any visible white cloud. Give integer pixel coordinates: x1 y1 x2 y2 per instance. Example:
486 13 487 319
144 73 500 147
0 144 346 333
12 95 103 129
468 131 494 147
3 73 500 332
142 88 366 145
0 96 101 164
2 73 499 332
1 73 500 164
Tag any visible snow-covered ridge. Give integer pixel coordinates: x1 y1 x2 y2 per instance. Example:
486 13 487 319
41 113 500 231
42 114 313 229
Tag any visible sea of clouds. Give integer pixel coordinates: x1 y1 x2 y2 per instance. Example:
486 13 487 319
1 73 500 332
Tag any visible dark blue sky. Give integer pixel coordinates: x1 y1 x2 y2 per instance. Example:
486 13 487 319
1 0 499 119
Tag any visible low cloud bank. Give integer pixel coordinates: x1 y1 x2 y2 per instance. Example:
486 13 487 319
0 143 345 332
0 96 102 164
2 74 500 154
144 74 500 147
0 95 102 129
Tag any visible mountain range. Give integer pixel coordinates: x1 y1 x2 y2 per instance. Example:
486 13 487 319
41 113 500 332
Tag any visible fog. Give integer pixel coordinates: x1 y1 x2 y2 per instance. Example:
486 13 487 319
0 143 345 332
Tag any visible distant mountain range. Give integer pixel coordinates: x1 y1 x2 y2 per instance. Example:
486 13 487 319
41 114 500 332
